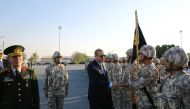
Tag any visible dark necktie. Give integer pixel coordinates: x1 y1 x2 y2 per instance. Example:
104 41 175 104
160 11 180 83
15 70 21 77
100 63 105 75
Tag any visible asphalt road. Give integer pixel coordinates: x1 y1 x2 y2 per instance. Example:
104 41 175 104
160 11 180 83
33 64 89 109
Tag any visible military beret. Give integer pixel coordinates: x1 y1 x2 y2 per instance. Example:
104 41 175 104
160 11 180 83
4 45 25 57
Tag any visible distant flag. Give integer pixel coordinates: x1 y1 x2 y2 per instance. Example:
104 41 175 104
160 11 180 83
131 11 147 64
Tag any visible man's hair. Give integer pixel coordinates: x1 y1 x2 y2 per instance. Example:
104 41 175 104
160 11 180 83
94 48 103 56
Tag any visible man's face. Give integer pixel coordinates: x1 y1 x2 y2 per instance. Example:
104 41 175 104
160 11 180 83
165 60 173 72
0 53 3 60
95 51 105 63
10 55 23 68
138 52 145 64
54 56 62 64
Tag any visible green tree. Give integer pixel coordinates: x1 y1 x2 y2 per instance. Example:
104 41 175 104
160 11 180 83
187 53 190 59
71 52 89 64
156 44 175 58
28 53 39 63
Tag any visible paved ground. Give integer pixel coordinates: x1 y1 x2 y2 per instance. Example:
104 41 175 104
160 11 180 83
33 64 89 109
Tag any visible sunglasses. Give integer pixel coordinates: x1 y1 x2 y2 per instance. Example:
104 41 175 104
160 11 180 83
138 53 143 55
99 55 106 58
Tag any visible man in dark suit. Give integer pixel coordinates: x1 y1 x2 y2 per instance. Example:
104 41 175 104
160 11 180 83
0 45 40 109
87 48 120 109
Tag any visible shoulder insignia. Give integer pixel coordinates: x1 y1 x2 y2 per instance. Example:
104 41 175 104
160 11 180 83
0 68 10 73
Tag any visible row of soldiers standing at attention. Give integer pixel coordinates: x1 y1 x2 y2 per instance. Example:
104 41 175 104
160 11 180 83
104 45 190 109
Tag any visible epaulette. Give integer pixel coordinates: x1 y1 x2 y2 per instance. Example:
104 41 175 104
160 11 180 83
0 68 9 73
0 68 10 75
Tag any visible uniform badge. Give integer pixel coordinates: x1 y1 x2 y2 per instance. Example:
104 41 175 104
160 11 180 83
22 74 30 80
22 74 30 87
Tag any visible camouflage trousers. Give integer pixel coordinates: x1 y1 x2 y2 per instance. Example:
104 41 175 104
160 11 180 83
121 88 133 109
47 94 65 109
112 88 123 109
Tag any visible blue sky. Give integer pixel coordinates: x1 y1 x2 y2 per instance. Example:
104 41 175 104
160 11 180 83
0 0 190 58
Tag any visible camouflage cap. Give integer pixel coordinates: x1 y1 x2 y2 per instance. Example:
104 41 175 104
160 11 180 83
106 53 113 59
139 45 156 58
121 57 127 62
112 54 119 61
4 45 24 57
162 46 188 67
52 51 63 59
126 48 133 56
122 57 127 61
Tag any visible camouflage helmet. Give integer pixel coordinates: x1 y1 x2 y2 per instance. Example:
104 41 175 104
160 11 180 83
112 54 119 61
106 53 113 59
119 57 123 62
122 57 127 61
52 51 63 59
162 47 188 67
139 45 156 58
126 48 133 56
153 57 160 64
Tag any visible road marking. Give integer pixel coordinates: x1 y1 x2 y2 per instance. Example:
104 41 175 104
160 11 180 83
65 100 82 104
65 95 87 100
40 101 46 105
40 95 87 105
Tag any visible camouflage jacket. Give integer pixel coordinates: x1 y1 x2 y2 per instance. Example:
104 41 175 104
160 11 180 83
112 63 123 83
44 64 69 96
105 62 114 81
121 63 131 83
128 63 159 108
158 71 190 109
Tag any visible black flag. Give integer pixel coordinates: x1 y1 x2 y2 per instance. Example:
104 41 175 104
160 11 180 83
131 23 147 63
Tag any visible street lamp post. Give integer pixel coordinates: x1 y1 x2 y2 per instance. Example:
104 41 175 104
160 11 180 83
0 35 5 51
2 41 4 51
180 30 182 48
58 26 62 53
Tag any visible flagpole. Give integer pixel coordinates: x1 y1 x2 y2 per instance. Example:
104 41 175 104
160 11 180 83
135 10 139 69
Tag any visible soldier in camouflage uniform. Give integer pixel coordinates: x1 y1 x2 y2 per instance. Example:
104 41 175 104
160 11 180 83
44 51 69 109
111 53 123 109
125 45 159 109
120 57 131 109
105 53 114 81
119 57 123 64
158 57 169 79
157 47 190 109
153 57 162 83
120 49 136 109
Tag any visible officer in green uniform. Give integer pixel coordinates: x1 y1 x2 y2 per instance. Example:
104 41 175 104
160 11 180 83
0 45 40 109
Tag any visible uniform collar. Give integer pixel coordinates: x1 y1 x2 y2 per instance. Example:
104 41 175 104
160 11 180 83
11 67 22 72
